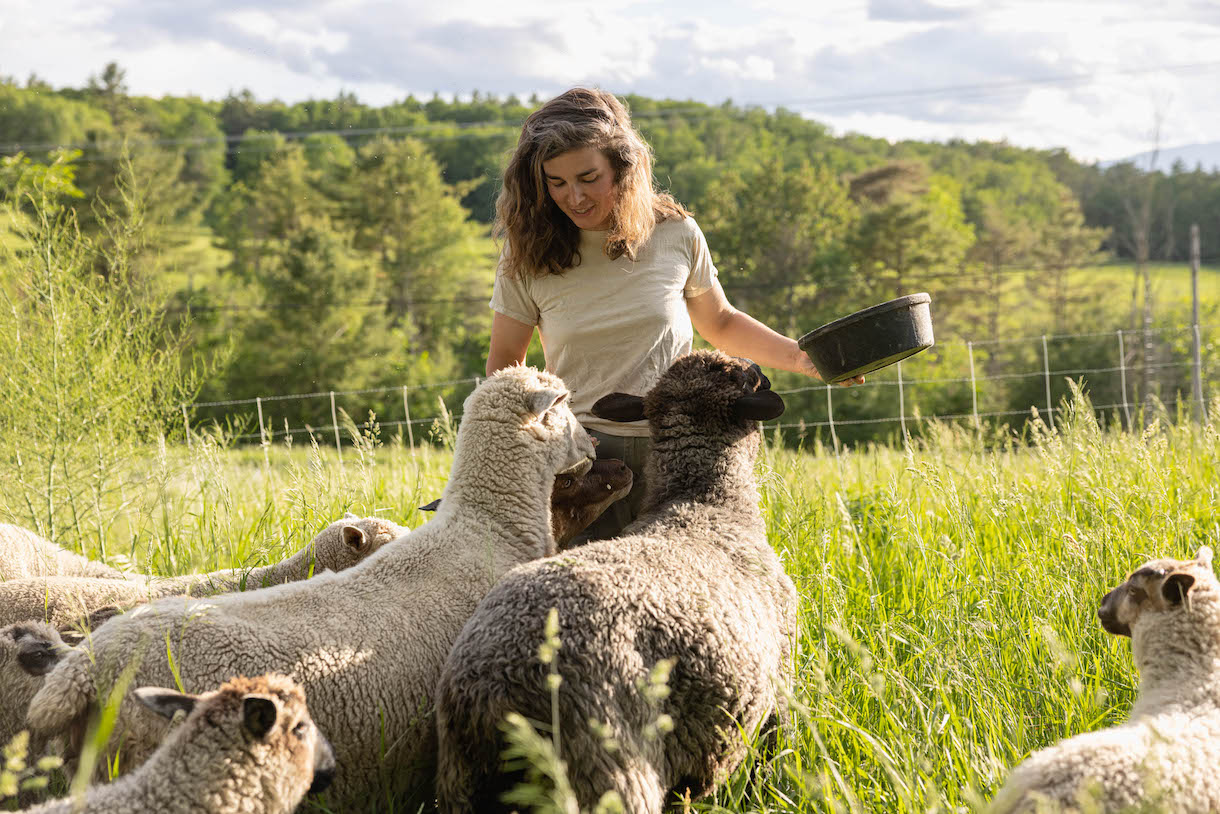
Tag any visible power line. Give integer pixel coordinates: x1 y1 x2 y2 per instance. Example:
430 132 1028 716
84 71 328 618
6 59 1220 157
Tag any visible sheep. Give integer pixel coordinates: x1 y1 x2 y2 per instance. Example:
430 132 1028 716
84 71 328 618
0 524 130 582
0 514 406 630
990 546 1220 814
434 350 798 814
0 621 72 756
18 673 334 814
27 364 596 811
419 456 634 547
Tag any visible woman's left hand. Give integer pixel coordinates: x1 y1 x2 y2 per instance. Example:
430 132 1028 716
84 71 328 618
799 354 864 386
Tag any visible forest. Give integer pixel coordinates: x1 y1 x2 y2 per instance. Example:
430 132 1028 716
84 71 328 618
2 63 1218 443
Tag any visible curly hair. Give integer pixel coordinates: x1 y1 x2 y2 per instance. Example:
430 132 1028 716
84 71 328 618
494 88 689 280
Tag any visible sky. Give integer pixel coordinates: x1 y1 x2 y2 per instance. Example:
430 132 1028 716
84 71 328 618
2 0 1219 164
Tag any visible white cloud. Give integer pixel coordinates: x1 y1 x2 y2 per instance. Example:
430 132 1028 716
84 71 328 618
1 0 1219 161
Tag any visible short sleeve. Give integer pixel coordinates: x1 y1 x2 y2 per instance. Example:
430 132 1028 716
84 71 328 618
683 218 719 298
489 252 540 326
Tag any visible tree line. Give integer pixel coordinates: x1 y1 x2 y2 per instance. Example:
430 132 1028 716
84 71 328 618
1 64 1216 443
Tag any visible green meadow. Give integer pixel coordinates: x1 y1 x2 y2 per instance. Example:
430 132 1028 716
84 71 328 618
4 390 1217 812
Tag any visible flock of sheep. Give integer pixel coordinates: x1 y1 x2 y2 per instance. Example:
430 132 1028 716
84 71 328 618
0 349 1217 813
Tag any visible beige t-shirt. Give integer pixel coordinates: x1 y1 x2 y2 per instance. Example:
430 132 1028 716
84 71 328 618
490 216 719 436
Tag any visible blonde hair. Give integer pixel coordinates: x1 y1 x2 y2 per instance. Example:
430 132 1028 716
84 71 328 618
495 88 689 279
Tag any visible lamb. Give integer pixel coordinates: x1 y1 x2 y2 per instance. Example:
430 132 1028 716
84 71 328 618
0 523 129 581
0 514 405 630
990 547 1220 814
419 456 634 547
434 350 798 813
19 673 334 814
0 621 71 755
27 365 596 811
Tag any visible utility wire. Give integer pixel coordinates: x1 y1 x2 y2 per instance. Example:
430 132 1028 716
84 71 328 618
5 58 1219 157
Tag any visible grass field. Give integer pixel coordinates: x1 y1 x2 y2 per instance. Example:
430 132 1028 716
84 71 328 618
4 392 1219 812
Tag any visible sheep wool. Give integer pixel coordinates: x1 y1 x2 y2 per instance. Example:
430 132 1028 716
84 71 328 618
991 547 1220 814
27 365 596 811
0 514 406 630
435 350 797 814
19 673 334 814
0 524 129 582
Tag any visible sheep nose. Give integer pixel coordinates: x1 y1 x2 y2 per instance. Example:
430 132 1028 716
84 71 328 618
309 735 337 795
1098 588 1131 637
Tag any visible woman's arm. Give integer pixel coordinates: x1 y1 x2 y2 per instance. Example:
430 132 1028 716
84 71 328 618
486 311 536 376
687 281 862 384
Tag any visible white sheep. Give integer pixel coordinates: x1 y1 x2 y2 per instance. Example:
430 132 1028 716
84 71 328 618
0 514 406 630
27 365 596 811
0 524 130 582
435 350 798 813
18 673 334 814
990 546 1220 813
0 621 71 757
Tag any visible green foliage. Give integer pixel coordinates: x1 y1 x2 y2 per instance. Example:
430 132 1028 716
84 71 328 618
7 389 1220 812
0 158 198 550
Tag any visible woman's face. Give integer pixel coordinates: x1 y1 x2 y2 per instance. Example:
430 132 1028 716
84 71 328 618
542 146 617 231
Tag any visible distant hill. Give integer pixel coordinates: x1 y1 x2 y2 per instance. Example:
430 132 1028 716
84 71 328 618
1102 141 1220 172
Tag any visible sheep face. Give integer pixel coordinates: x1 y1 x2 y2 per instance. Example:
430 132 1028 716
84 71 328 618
317 514 406 573
0 621 68 747
1099 546 1216 638
552 458 633 546
136 673 336 801
469 365 595 479
419 458 632 546
593 351 784 438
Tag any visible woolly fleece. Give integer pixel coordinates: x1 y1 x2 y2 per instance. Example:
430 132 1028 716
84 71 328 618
435 350 797 813
27 365 595 811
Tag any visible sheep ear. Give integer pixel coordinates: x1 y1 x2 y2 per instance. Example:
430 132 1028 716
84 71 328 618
135 687 199 722
527 388 568 419
1163 572 1197 605
733 390 785 421
591 393 645 422
242 695 279 740
419 498 441 512
16 639 62 677
341 525 368 552
1197 546 1214 566
342 511 359 520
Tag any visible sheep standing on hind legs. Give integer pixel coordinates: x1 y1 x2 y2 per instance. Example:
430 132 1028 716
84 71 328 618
435 350 797 814
26 366 595 811
990 547 1220 814
19 673 334 814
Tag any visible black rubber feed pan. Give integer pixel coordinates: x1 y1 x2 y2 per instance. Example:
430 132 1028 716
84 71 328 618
798 293 934 383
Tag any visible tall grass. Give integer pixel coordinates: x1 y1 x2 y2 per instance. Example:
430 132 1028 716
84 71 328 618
3 389 1218 812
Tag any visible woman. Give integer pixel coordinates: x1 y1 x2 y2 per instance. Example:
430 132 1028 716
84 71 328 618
487 87 856 539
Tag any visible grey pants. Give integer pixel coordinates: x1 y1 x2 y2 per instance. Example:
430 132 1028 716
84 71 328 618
574 429 652 543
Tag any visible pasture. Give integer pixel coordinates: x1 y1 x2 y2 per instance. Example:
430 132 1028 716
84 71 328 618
3 391 1216 812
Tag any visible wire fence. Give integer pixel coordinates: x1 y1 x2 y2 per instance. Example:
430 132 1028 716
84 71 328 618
183 323 1214 458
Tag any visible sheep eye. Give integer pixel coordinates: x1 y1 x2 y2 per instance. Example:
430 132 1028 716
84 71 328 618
559 477 574 488
292 721 310 737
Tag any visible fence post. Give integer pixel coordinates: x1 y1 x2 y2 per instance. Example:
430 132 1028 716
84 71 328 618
402 385 414 450
181 404 191 448
1041 334 1053 423
330 391 343 464
1117 330 1132 429
256 397 269 470
1191 224 1206 422
967 341 980 429
826 385 839 455
897 360 908 442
